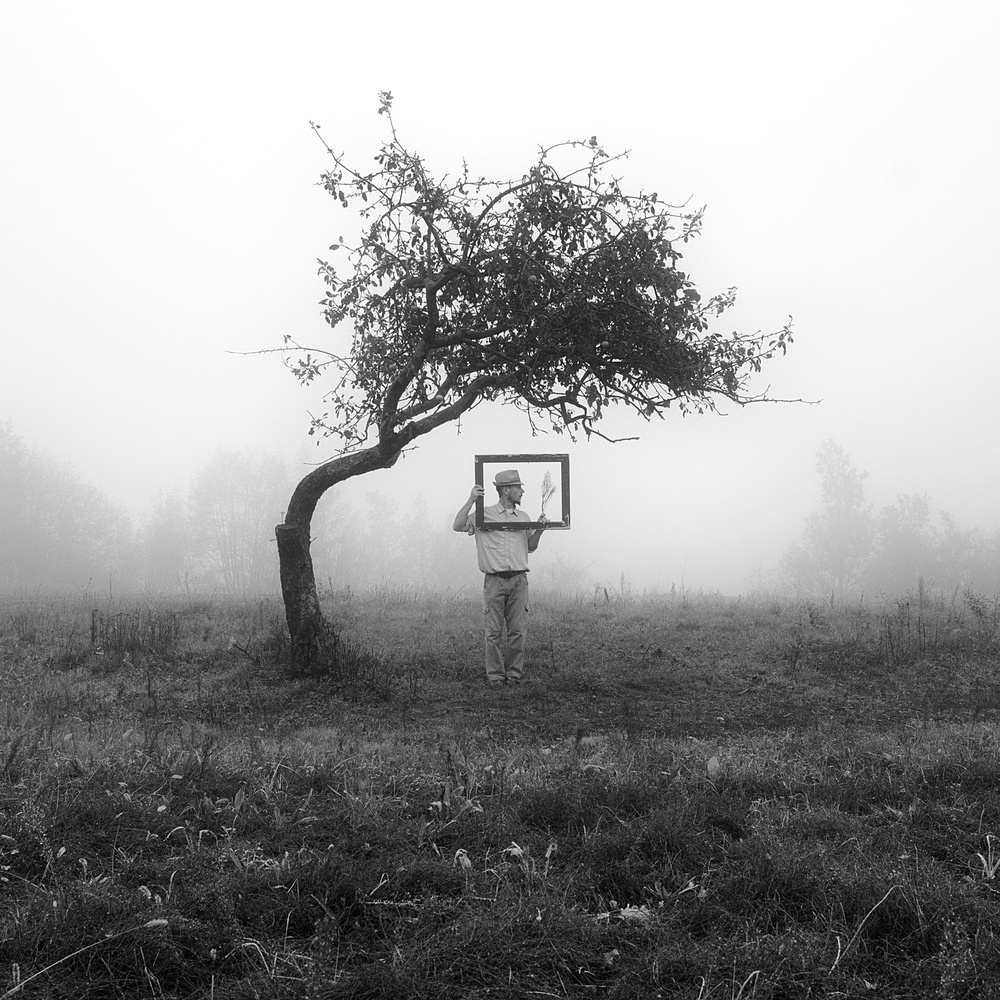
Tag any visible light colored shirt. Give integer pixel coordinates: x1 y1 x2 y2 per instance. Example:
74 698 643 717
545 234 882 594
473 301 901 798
466 502 532 573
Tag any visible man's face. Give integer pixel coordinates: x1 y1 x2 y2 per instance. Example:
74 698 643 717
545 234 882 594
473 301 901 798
504 484 524 506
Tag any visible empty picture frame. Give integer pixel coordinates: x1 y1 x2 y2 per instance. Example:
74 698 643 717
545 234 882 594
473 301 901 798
474 454 571 530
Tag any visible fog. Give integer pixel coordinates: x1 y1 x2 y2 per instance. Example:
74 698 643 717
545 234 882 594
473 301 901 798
2 2 999 597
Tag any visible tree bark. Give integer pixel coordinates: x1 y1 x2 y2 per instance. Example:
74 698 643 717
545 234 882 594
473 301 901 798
275 521 330 670
275 444 401 672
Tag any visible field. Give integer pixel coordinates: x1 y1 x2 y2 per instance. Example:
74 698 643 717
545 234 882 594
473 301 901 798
3 585 1000 998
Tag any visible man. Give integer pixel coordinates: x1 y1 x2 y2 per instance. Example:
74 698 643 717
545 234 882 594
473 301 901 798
453 470 547 685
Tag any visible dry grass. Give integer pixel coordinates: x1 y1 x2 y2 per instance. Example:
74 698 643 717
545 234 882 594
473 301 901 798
1 587 1000 997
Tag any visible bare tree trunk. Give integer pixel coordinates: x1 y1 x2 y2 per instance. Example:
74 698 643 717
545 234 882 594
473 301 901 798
275 521 330 669
276 444 401 672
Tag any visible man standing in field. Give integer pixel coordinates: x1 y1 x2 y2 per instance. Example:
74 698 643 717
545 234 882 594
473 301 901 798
453 470 547 686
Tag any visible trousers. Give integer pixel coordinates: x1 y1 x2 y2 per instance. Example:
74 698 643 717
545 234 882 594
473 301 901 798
483 571 528 682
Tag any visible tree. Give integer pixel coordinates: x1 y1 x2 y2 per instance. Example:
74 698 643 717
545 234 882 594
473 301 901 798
140 490 191 592
868 493 936 594
190 451 286 595
935 512 999 593
0 424 136 593
276 93 794 669
784 440 873 598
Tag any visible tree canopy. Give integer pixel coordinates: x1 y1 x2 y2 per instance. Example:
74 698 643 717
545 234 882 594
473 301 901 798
284 92 793 462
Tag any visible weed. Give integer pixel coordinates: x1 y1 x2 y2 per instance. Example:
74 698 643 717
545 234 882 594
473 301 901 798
8 608 40 646
90 606 180 659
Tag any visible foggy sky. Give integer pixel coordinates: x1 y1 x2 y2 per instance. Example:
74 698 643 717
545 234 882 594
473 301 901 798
2 1 998 594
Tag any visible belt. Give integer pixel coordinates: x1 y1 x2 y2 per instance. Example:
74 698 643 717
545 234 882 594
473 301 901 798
487 570 526 578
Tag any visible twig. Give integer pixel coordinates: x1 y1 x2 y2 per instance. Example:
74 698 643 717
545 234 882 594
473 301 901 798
830 885 899 971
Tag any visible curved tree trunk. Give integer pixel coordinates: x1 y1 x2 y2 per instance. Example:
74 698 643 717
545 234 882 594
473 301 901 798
276 444 401 672
275 520 330 669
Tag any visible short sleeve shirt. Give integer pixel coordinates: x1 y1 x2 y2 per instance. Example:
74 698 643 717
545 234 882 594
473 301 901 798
466 502 532 573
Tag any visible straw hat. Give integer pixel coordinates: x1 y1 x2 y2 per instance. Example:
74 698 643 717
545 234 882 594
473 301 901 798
493 469 523 487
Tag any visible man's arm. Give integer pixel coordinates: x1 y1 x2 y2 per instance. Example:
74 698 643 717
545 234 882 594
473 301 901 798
452 485 484 532
527 515 548 552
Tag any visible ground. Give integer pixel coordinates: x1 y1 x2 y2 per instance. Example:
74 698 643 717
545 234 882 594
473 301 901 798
2 587 1000 998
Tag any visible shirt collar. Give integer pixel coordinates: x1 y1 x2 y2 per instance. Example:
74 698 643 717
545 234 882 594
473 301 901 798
487 502 521 516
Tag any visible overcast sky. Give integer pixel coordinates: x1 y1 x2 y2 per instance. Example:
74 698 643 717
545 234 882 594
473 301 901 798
2 1 998 593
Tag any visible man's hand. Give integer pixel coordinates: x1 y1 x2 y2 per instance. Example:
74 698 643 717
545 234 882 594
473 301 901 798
454 484 485 532
528 515 548 553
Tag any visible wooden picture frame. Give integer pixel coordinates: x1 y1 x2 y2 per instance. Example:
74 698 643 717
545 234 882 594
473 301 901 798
474 454 571 530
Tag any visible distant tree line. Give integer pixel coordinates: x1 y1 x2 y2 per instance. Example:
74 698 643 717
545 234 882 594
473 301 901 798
5 427 996 599
783 440 1000 599
0 426 482 596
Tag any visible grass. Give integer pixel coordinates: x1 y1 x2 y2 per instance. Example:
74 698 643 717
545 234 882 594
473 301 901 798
1 585 1000 997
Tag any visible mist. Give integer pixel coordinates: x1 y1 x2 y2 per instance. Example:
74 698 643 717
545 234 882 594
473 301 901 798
4 418 998 605
2 2 999 600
